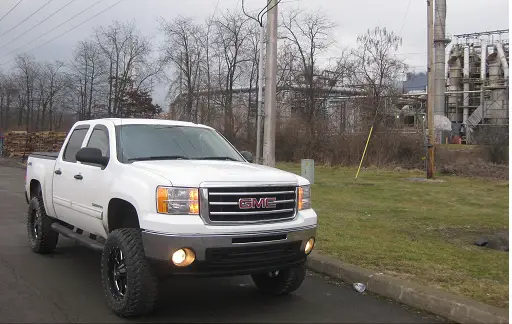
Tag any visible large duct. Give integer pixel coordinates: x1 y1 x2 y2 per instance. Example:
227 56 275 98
463 45 470 124
481 41 487 82
447 47 462 122
487 49 506 121
496 43 509 79
434 0 448 117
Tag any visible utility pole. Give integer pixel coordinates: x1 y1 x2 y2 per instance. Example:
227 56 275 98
255 24 265 164
434 0 447 118
426 0 435 179
262 0 278 167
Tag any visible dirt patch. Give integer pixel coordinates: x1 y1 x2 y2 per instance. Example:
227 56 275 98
438 162 509 180
430 226 509 251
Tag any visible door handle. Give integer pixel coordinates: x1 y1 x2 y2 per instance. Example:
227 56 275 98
54 169 62 175
74 174 83 180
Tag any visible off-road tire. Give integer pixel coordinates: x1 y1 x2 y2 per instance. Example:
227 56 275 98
27 196 59 253
101 228 159 317
251 264 306 295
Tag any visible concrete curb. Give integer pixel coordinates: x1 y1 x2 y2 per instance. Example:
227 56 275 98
306 251 509 324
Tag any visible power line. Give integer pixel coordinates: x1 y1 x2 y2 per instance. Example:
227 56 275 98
0 0 24 24
399 0 412 37
0 0 54 38
0 0 78 51
0 0 106 61
23 0 125 57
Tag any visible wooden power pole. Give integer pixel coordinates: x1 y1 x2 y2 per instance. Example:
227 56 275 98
426 0 435 179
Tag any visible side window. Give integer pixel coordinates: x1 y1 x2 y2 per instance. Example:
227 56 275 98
87 126 110 157
63 127 89 163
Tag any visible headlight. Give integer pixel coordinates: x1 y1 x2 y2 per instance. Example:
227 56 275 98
298 185 311 210
157 186 199 215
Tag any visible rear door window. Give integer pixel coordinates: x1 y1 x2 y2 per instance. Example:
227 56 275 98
63 127 89 163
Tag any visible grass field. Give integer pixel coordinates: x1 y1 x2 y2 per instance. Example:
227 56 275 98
278 163 509 309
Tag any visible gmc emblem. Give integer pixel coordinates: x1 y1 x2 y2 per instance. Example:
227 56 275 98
239 197 277 209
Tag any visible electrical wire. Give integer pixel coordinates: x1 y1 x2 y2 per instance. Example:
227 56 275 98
260 0 282 22
0 0 54 38
0 0 124 66
399 0 412 37
0 0 24 24
0 0 78 50
256 0 272 24
0 0 105 61
241 0 266 27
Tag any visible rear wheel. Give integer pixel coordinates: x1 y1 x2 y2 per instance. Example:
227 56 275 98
27 196 59 253
101 228 159 317
251 264 306 295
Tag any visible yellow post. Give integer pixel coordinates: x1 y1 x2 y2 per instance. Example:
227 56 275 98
355 125 374 181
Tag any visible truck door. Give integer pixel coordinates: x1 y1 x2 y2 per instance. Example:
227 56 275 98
52 124 91 230
70 123 113 237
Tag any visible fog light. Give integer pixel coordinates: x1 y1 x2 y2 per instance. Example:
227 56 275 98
171 248 196 267
305 238 315 255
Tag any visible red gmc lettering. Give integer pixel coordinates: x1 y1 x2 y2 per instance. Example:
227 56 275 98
238 197 277 209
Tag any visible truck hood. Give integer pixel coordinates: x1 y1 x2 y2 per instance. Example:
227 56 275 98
130 160 304 187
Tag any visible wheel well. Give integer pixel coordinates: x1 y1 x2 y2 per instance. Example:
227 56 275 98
107 198 140 232
30 180 42 199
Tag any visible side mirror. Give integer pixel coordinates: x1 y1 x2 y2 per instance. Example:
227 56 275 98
240 151 253 163
76 147 109 167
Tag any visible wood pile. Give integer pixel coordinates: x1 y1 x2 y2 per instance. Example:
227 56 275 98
2 131 67 158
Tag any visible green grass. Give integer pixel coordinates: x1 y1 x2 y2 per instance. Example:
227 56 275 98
278 163 509 309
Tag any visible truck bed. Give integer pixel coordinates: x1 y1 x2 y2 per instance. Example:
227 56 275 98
30 152 59 160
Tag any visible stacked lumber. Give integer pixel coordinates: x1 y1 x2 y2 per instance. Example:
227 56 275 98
30 131 67 153
2 131 67 158
3 131 29 158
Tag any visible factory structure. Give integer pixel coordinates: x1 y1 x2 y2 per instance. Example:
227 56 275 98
166 28 509 145
445 29 509 144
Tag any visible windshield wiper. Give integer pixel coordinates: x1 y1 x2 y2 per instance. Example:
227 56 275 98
128 155 190 162
194 156 239 161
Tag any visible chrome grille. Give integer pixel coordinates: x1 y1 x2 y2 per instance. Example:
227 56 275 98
203 186 297 224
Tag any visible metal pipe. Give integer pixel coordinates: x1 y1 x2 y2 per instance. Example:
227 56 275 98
463 45 470 124
479 41 487 128
481 41 487 81
496 43 509 79
255 24 265 164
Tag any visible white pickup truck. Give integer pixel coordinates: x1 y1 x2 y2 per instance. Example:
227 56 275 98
24 118 317 317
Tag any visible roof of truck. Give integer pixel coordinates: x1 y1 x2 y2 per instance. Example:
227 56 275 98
78 118 213 129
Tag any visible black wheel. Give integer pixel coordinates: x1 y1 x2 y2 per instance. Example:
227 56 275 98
101 228 159 317
251 264 306 295
27 196 59 253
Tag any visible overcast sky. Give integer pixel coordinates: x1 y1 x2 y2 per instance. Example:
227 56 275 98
0 0 508 107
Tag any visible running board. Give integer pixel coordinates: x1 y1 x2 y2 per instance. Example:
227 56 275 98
51 223 105 252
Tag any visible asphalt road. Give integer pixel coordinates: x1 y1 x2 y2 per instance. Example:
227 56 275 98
0 164 444 323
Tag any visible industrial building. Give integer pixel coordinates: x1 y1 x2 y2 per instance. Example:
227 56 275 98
445 29 509 143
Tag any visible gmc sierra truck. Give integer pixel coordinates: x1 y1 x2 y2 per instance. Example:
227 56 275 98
24 118 317 317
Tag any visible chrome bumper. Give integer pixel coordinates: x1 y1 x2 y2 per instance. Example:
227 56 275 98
141 225 317 262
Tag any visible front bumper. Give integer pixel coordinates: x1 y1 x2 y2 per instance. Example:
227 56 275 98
141 225 316 277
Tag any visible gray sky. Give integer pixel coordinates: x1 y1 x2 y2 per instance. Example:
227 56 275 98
0 0 508 107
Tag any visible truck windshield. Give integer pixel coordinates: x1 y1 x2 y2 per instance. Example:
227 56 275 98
117 124 245 163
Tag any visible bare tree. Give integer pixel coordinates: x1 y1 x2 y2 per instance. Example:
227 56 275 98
212 10 253 140
70 40 106 120
160 16 203 122
278 9 349 154
350 27 407 128
14 54 40 131
95 21 153 117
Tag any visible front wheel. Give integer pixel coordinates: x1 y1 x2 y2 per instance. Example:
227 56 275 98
100 228 159 317
251 264 306 295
